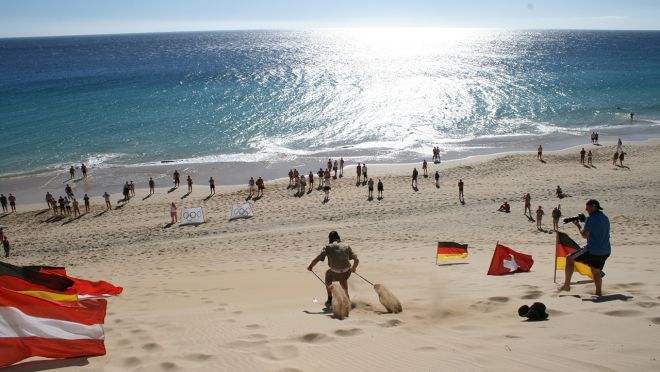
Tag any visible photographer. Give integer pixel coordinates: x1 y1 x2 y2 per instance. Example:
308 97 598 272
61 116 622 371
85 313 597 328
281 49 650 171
559 200 611 296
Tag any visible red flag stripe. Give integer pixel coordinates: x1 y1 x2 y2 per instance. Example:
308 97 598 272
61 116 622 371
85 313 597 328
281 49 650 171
0 307 104 339
0 276 77 295
0 338 105 368
0 288 106 325
38 269 123 297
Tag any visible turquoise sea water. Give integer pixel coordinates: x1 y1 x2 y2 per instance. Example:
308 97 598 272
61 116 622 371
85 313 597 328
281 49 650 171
1 29 659 176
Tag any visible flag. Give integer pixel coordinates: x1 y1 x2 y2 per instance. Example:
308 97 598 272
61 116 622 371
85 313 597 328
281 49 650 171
487 244 534 275
555 232 593 279
29 266 123 298
0 287 106 367
436 242 468 262
0 262 77 301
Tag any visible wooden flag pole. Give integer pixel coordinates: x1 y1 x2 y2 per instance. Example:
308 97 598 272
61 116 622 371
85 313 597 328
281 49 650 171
553 231 559 283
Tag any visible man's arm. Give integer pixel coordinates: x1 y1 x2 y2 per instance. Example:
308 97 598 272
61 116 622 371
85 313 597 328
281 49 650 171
307 258 320 271
573 221 590 239
351 256 359 273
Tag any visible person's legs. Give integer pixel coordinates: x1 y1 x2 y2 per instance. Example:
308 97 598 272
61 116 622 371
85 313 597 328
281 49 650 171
591 267 603 296
559 256 575 291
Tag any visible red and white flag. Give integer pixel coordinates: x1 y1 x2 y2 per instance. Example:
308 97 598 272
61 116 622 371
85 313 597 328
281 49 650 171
0 287 106 367
32 267 123 298
487 244 534 275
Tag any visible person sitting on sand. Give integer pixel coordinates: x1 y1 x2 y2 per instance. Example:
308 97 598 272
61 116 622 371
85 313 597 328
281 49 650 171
307 231 359 308
556 185 565 199
497 201 510 213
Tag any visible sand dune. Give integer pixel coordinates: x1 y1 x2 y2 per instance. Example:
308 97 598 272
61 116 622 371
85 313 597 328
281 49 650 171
2 140 660 371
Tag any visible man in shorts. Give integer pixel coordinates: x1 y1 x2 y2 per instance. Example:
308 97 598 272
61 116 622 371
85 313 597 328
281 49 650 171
559 199 611 296
307 231 359 308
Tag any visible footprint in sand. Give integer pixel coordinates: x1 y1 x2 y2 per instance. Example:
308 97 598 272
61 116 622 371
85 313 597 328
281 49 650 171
488 296 510 303
276 368 304 372
636 302 659 308
160 361 179 370
261 345 299 361
650 317 660 325
334 328 363 337
603 310 643 317
182 353 214 362
122 356 142 367
521 290 543 300
142 342 163 351
415 346 437 351
245 324 261 329
296 333 334 344
379 319 403 328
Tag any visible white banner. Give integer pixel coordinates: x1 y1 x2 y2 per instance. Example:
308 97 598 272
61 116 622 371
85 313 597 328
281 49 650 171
230 203 254 220
180 207 205 225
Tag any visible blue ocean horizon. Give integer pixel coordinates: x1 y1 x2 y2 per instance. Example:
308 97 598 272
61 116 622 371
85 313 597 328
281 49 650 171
1 29 659 176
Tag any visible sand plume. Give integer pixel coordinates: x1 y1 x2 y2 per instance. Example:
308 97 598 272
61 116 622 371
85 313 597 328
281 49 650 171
374 284 402 313
330 284 350 319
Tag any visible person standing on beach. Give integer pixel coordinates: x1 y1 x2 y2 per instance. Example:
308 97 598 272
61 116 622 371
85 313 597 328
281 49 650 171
612 150 619 165
362 163 368 182
308 171 314 192
103 192 112 210
536 205 544 229
149 177 155 195
83 194 90 213
412 168 418 188
458 179 464 201
299 174 306 195
560 199 610 296
587 150 593 166
0 194 7 213
209 177 216 195
580 148 586 164
45 192 53 210
333 160 339 178
69 166 75 179
81 163 87 178
3 236 10 258
434 171 440 188
630 112 634 121
619 151 626 167
173 170 180 188
537 145 543 161
367 178 374 200
8 194 16 212
377 178 384 199
356 163 362 184
422 160 428 177
288 169 294 187
307 230 359 308
523 193 531 216
256 177 265 197
248 177 255 197
72 198 81 217
186 176 193 193
339 157 345 177
317 168 324 189
123 182 130 201
327 159 333 175
617 138 623 151
129 181 135 197
323 177 331 202
552 205 561 231
65 184 74 199
170 202 178 224
58 196 65 215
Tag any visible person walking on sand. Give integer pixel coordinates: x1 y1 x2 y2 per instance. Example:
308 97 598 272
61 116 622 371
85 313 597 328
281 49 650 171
536 205 544 229
69 166 75 179
103 192 112 210
612 150 619 165
619 151 626 167
323 177 331 202
580 148 586 164
537 145 543 160
617 138 623 151
412 168 418 188
523 193 531 216
307 231 359 308
0 194 7 213
83 194 90 213
58 196 65 215
587 150 593 166
81 163 87 178
559 199 610 296
65 184 74 199
8 194 16 212
122 182 130 201
356 163 362 184
458 179 464 201
248 177 256 197
317 168 324 189
173 170 180 188
186 175 193 193
170 202 178 224
209 177 216 195
149 177 155 195
422 160 428 177
129 181 135 197
377 178 384 199
434 171 440 188
339 157 345 177
367 178 374 200
256 177 265 197
3 236 10 258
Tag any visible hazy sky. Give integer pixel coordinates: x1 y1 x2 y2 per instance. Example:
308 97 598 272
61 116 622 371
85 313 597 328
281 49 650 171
1 0 659 37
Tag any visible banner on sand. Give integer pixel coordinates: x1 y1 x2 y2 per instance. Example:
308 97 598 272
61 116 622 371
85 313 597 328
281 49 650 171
230 203 254 220
180 207 205 225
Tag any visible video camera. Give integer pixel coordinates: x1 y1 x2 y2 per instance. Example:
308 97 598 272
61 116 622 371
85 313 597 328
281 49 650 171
563 213 586 224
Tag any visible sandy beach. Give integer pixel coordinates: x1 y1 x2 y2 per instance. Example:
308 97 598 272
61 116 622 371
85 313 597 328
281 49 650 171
2 139 660 371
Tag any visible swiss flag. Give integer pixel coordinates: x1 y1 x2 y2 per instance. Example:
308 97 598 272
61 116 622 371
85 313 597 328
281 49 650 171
487 244 534 275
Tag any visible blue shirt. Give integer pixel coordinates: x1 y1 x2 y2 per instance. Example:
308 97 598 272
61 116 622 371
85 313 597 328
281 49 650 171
584 211 611 255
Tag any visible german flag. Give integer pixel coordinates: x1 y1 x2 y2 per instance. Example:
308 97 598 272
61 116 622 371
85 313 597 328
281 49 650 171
436 242 468 263
0 262 78 301
555 232 593 279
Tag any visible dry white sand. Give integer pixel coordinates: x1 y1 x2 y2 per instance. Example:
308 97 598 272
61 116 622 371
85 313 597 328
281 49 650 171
2 140 660 371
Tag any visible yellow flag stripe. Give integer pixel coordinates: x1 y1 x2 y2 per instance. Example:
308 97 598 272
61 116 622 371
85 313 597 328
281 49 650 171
437 253 468 261
18 290 79 302
555 257 593 279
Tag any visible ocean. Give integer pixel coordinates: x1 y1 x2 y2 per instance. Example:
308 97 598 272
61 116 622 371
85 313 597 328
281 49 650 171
1 29 660 177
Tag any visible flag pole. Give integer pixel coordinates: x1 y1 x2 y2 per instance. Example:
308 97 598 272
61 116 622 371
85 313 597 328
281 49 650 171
553 232 559 283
